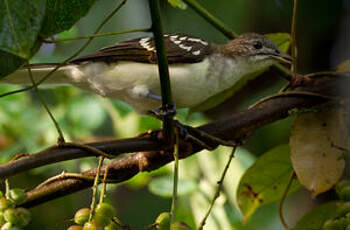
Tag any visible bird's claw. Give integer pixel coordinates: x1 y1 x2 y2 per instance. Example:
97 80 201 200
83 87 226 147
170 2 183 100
174 120 236 150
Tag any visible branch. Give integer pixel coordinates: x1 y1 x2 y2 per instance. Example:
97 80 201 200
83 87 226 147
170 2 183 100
182 0 237 39
10 73 348 208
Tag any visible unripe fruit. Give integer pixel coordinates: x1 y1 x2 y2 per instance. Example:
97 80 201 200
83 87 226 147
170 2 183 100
67 225 84 230
83 221 99 230
4 208 20 225
1 222 20 230
16 207 31 227
74 208 90 225
104 221 119 230
322 219 342 230
93 203 116 227
0 198 12 211
170 222 192 230
155 212 170 230
0 212 6 225
8 189 27 205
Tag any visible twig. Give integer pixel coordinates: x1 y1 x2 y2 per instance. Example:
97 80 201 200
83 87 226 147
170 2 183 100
170 128 180 224
290 0 298 74
248 90 339 110
99 167 110 204
35 172 95 189
198 146 236 229
89 156 105 221
43 28 150 43
182 0 237 39
26 63 66 143
279 172 295 230
58 142 116 159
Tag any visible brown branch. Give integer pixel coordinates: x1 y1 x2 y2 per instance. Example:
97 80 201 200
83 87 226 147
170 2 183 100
4 73 349 208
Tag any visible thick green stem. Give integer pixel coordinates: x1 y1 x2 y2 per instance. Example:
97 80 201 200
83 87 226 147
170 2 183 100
291 0 298 74
148 0 175 144
182 0 238 39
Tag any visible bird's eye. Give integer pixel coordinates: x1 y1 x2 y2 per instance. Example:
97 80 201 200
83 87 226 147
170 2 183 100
253 41 263 49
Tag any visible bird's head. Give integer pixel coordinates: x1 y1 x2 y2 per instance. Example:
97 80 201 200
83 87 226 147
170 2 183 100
221 33 292 64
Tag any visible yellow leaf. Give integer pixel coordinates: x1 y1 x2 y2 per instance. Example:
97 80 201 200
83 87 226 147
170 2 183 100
290 109 347 196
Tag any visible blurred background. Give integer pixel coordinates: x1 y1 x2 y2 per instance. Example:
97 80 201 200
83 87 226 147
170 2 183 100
0 0 349 229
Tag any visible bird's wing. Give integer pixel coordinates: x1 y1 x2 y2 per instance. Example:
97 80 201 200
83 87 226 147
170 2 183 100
70 34 211 64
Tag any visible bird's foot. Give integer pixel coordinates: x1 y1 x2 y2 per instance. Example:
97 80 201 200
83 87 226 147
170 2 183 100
147 104 177 119
174 120 236 150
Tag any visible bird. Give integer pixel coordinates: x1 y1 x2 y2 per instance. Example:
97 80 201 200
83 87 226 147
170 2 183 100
2 33 291 114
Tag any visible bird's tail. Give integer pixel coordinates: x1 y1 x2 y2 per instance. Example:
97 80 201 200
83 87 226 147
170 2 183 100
1 63 73 85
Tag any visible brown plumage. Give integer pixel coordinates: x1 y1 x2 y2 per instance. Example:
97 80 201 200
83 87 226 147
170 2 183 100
70 34 212 64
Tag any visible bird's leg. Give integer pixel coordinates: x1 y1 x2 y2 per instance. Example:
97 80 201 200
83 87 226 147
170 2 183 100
147 108 236 150
175 121 236 149
146 92 162 101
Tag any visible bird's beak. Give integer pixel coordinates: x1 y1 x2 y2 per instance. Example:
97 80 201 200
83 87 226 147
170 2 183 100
272 50 293 64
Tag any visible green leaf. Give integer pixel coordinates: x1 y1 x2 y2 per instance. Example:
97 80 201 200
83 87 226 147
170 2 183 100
0 0 46 78
168 0 187 9
149 176 197 197
237 145 301 221
265 33 291 53
57 26 78 40
40 0 97 37
294 202 350 230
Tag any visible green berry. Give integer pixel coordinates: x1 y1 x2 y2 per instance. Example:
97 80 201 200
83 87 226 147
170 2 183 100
83 221 98 230
8 189 27 205
74 208 90 225
322 219 341 230
156 212 170 230
0 212 6 225
4 208 20 225
104 221 117 230
93 203 116 227
67 225 84 230
0 198 12 211
170 222 192 230
16 207 31 227
0 222 21 230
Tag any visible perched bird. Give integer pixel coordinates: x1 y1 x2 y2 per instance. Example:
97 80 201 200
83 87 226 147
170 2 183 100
2 33 291 114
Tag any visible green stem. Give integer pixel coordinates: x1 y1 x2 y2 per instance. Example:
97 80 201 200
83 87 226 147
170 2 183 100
291 0 298 74
148 0 175 144
89 156 104 221
99 167 109 204
279 172 294 230
170 129 179 224
198 146 236 229
43 28 150 43
26 63 65 143
0 0 128 99
182 0 238 39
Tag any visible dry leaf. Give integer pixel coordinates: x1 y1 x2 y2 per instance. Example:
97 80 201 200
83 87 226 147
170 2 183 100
290 109 347 196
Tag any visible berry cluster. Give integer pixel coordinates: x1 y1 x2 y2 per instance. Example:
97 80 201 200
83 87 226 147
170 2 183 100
67 202 121 230
0 189 31 230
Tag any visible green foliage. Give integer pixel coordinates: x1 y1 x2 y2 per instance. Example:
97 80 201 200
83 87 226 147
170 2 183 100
167 0 187 9
40 0 97 37
294 202 350 230
237 145 300 221
0 0 46 77
265 33 291 53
